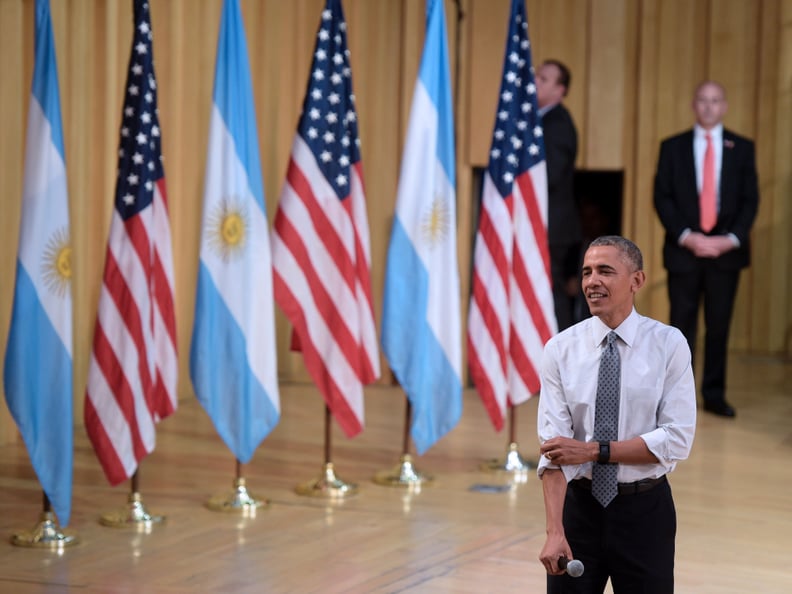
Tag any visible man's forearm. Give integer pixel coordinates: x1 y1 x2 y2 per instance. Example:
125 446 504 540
610 436 659 465
541 468 567 536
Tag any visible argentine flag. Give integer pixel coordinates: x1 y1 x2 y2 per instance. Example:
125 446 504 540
190 0 280 463
3 0 73 526
381 0 461 455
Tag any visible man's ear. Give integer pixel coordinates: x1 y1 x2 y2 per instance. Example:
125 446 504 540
631 270 646 293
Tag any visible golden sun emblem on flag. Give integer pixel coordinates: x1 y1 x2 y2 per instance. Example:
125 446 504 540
421 195 450 248
208 198 248 261
41 228 72 297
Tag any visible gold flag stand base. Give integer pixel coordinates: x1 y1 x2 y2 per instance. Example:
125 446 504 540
99 491 165 531
373 454 432 489
295 462 357 499
11 511 79 549
206 477 267 515
480 442 534 483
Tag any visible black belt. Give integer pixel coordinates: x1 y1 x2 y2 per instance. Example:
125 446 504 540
571 475 667 495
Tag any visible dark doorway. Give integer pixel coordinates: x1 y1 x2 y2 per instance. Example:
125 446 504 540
572 169 624 322
574 169 624 242
467 167 625 325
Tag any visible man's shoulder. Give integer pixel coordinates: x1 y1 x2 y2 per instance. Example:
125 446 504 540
659 129 694 146
543 104 578 147
723 128 755 148
543 102 575 125
635 313 687 345
547 317 591 347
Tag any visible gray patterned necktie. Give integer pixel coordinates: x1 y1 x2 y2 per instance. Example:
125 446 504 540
592 331 620 507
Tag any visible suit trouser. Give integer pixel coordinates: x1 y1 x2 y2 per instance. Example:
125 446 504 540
547 478 676 594
667 263 741 404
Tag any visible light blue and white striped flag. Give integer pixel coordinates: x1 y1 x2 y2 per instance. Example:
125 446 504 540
3 0 73 526
381 0 461 455
190 0 280 463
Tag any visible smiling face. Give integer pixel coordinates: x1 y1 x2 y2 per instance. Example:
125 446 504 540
582 245 646 328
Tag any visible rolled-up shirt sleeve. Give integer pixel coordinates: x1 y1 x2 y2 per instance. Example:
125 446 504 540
536 310 697 484
537 338 584 482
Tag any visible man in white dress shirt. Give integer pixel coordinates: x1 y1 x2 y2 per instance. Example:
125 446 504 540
537 235 697 593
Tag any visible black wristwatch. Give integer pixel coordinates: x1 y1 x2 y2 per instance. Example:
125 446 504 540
597 441 611 464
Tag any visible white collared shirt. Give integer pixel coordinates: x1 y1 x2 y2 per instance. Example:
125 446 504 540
537 309 697 484
538 101 559 117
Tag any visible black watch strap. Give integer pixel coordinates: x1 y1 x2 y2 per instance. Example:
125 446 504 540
597 441 611 464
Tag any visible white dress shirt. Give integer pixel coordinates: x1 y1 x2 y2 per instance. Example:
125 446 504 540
537 309 696 484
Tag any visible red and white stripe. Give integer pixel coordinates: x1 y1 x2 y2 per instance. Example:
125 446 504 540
272 136 379 438
468 164 556 431
84 181 177 486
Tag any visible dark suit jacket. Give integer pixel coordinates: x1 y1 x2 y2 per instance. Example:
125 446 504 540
542 103 580 247
653 128 759 272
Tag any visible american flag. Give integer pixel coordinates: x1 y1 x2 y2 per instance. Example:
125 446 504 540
467 0 556 431
271 0 379 438
84 0 177 486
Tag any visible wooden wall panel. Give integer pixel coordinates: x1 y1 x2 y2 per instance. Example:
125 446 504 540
155 0 213 398
616 0 639 245
1 0 791 444
348 0 404 333
656 0 710 130
707 0 761 351
0 0 25 442
631 0 666 316
586 0 629 170
466 0 508 166
455 0 474 370
63 1 102 423
709 0 761 135
746 0 790 355
528 0 589 168
465 0 590 166
749 0 778 355
771 0 792 356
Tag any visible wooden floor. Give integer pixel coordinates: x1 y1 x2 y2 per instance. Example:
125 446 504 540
1 353 791 593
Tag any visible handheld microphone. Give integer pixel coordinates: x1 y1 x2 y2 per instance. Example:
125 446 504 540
558 556 585 578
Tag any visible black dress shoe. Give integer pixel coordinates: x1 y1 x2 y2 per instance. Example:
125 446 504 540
703 401 736 418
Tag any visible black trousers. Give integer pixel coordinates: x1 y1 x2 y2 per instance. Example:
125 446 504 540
667 263 741 404
547 479 676 594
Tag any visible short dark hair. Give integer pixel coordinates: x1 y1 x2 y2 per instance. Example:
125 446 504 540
588 235 643 272
543 59 571 96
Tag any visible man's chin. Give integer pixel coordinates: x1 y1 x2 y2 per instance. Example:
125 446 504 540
586 301 608 318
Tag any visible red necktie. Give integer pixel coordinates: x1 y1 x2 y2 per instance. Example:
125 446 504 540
700 133 717 232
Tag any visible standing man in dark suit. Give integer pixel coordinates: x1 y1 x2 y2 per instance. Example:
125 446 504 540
537 59 581 331
653 81 759 418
